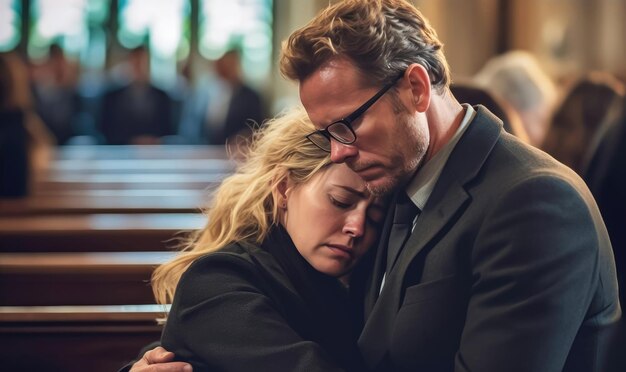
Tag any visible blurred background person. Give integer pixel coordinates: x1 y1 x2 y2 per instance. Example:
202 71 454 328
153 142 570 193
178 49 264 146
542 72 625 174
581 95 626 304
99 45 174 145
474 51 559 147
0 52 54 197
31 44 81 145
450 81 530 143
581 95 626 372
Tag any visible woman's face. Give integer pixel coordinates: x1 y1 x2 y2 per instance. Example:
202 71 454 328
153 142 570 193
282 164 386 277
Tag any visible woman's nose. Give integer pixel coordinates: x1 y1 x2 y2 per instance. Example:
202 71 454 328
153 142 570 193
342 212 365 238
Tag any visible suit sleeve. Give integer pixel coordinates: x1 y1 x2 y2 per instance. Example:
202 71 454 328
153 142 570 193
162 253 345 372
456 174 604 372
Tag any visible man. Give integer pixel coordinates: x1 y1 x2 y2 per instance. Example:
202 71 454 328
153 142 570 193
131 1 620 371
100 45 174 145
178 49 264 145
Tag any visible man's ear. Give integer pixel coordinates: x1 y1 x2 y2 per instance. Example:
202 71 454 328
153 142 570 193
405 63 432 113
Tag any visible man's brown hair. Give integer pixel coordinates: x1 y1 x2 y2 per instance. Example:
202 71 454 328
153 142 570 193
280 0 451 93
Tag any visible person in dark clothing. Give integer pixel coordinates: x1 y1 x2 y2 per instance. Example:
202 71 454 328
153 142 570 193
543 72 624 174
32 44 82 145
582 95 626 372
178 50 264 146
583 96 626 304
0 52 54 197
100 46 173 145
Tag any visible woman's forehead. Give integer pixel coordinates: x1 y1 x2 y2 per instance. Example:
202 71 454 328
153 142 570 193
323 164 366 190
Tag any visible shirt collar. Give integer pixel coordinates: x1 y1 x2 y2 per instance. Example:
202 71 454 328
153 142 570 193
405 104 476 210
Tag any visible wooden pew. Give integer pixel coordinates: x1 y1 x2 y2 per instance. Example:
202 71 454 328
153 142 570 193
0 190 210 215
0 144 235 215
0 304 167 372
0 251 176 306
34 172 227 193
56 144 229 160
35 158 234 193
0 213 205 252
47 158 235 175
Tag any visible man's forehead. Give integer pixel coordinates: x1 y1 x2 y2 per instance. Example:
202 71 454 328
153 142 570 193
299 60 368 127
305 58 365 87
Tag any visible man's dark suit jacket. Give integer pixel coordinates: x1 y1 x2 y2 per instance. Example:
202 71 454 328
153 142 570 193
122 106 621 372
357 106 621 372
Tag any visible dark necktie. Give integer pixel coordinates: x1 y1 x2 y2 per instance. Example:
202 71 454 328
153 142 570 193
386 192 420 273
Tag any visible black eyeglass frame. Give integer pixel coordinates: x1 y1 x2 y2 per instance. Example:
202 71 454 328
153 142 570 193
306 72 405 152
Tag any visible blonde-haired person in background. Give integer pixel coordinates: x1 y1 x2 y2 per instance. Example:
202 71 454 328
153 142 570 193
127 107 385 372
473 50 559 147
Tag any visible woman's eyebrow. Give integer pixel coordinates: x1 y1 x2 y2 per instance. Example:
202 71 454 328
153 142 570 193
330 184 367 198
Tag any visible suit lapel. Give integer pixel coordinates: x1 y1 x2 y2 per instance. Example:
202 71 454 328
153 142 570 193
390 180 469 270
396 106 502 271
358 106 503 368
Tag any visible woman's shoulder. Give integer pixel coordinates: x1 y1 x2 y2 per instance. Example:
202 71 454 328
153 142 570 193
180 241 292 293
187 241 277 273
172 241 303 318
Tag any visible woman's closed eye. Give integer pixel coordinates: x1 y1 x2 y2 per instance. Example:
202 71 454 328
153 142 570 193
329 195 353 209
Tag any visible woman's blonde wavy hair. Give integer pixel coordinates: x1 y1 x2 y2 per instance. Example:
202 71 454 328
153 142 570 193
152 107 331 304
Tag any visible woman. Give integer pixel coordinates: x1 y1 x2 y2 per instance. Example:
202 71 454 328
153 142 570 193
151 107 385 372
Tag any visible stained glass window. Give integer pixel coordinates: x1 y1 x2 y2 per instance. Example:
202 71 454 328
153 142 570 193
28 0 108 68
199 0 273 85
118 0 190 88
0 0 21 52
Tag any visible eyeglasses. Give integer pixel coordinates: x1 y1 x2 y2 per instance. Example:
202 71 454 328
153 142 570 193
306 73 404 152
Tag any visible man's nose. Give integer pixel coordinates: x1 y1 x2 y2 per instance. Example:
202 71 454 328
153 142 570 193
329 139 358 164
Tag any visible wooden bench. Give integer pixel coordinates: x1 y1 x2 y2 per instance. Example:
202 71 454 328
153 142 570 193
34 172 227 192
0 304 168 372
24 144 235 197
0 213 205 252
56 144 229 160
0 191 209 215
0 251 176 305
46 158 235 174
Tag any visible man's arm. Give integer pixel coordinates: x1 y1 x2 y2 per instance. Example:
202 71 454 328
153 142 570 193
126 346 192 372
457 174 619 371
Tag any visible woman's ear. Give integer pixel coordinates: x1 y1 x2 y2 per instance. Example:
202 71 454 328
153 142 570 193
275 176 290 209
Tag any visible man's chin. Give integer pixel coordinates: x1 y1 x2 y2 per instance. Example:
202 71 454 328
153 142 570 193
365 177 397 197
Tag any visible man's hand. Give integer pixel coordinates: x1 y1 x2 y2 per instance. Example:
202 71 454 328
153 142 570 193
129 346 192 372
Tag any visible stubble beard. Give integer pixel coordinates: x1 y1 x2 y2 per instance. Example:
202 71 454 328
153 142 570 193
364 149 426 197
364 113 429 197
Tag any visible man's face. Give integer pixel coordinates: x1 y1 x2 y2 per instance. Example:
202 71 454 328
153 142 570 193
300 58 429 196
